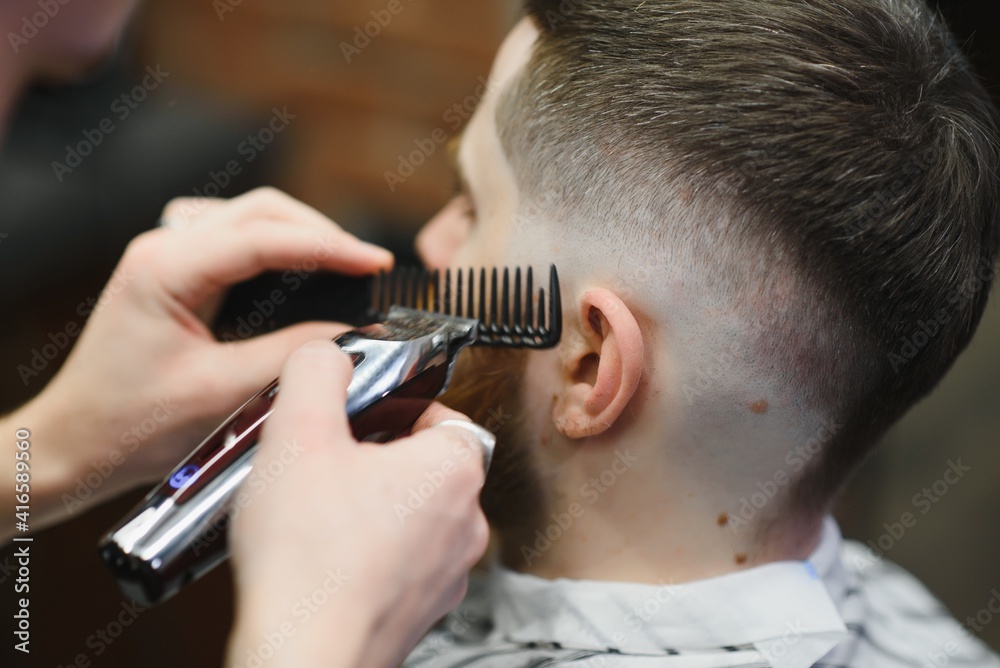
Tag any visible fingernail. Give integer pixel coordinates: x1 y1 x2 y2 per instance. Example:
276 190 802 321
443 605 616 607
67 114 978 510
435 419 495 478
300 340 338 357
361 242 394 264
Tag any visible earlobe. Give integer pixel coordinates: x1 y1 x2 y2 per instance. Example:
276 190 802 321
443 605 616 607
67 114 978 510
554 290 645 439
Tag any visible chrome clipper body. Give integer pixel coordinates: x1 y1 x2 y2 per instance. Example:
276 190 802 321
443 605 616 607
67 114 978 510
100 266 560 606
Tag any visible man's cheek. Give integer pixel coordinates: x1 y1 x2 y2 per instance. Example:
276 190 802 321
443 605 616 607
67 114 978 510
448 236 488 273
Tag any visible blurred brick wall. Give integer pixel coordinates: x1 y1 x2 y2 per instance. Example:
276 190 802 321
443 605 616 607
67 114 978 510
136 0 519 237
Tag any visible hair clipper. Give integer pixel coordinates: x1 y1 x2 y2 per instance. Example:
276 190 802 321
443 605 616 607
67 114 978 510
99 266 560 607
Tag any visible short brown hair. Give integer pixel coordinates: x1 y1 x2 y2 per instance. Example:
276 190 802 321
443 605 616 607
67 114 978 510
499 0 999 514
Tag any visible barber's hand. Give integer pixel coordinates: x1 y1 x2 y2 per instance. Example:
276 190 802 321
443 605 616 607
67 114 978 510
14 187 392 534
227 341 490 668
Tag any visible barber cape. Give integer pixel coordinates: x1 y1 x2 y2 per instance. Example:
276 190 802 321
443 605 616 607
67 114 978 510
405 518 999 667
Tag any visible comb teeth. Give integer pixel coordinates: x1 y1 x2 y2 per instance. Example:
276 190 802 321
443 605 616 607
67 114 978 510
371 265 562 349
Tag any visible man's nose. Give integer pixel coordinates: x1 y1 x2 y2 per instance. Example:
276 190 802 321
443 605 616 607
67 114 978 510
415 196 472 269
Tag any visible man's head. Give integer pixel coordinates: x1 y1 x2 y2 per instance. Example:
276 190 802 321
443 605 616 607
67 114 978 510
418 0 998 552
2 0 136 81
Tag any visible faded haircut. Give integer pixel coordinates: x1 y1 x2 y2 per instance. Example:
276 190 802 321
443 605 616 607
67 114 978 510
497 0 999 516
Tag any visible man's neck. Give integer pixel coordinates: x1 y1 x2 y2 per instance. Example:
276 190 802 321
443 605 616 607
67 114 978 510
496 437 825 585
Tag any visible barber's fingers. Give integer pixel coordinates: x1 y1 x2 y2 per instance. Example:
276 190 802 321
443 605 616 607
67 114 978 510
159 187 339 229
260 340 356 457
158 197 225 229
207 322 352 402
388 410 490 490
410 402 471 433
410 403 495 478
156 197 227 321
143 188 393 311
162 222 390 309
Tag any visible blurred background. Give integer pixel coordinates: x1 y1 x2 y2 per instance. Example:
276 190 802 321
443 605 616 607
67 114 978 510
0 0 996 665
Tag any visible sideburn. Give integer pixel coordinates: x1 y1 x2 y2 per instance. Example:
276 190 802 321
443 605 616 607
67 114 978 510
438 346 547 533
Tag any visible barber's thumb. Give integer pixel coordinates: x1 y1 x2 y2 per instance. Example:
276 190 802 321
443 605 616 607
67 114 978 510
259 339 357 456
219 322 350 397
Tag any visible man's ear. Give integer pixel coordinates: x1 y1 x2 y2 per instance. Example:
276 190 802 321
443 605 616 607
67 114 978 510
553 289 644 439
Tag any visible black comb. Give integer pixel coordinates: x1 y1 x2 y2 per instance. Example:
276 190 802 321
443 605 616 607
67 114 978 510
371 265 561 349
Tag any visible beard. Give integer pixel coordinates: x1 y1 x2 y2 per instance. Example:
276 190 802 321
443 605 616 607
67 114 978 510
438 346 546 532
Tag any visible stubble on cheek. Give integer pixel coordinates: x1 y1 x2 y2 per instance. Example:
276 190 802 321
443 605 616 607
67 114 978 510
437 346 546 531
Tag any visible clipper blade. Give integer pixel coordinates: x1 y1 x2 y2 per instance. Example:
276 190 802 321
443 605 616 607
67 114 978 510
371 265 561 349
